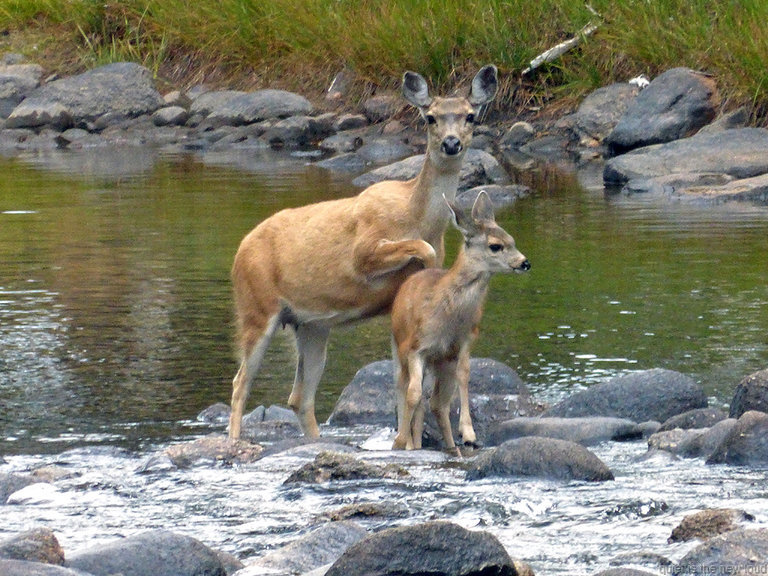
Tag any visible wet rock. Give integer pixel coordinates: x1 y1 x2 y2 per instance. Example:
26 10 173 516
239 521 367 576
466 436 614 482
603 128 768 186
729 368 768 418
568 83 640 146
500 121 536 148
676 528 768 575
543 368 706 423
321 501 410 522
283 451 408 484
621 172 735 196
362 93 400 123
605 68 718 155
204 89 313 127
164 434 263 467
648 418 737 459
262 114 334 148
0 63 44 117
151 105 188 127
455 183 531 212
197 402 231 425
315 151 369 173
326 360 396 428
333 113 368 131
707 410 768 466
658 407 728 432
351 148 509 191
8 62 164 129
0 472 38 504
594 569 661 576
670 173 768 205
325 521 516 576
488 416 641 447
608 551 673 571
0 560 91 576
0 528 64 565
241 420 303 443
669 509 755 543
66 530 227 576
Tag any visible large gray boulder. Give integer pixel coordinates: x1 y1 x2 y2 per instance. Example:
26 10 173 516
0 63 43 117
466 436 614 482
605 67 718 155
569 82 641 145
325 521 516 576
676 528 768 575
7 62 164 129
543 368 706 423
729 368 768 418
66 530 226 576
351 148 509 191
0 560 92 576
326 360 396 428
488 416 641 446
707 410 768 466
603 128 768 186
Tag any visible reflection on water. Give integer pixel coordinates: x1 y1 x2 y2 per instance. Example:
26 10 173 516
1 149 768 454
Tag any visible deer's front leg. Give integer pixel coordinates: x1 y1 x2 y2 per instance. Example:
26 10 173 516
354 238 437 281
456 344 477 446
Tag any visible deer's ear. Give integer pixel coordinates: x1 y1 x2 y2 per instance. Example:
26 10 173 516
469 64 498 107
403 71 433 109
471 190 496 224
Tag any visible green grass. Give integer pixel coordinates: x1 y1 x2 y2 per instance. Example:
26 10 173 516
1 0 767 120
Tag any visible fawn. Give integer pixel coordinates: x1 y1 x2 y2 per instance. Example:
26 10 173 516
229 66 498 439
390 191 530 455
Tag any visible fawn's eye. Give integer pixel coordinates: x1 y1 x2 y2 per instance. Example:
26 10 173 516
489 243 504 253
466 113 475 124
426 114 436 125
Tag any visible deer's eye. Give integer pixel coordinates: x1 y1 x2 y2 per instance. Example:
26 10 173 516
466 113 475 124
426 114 436 125
489 243 504 253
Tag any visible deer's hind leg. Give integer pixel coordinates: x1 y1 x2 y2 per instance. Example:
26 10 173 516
229 312 280 440
392 352 425 450
456 343 477 446
432 359 461 456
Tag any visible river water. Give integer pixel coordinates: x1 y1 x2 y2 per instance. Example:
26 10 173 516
1 147 768 574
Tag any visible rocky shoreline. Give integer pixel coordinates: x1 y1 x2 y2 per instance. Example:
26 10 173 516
2 56 768 575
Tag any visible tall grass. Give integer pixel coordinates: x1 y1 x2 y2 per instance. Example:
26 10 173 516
1 0 767 119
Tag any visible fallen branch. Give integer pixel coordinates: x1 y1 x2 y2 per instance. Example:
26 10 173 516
522 19 600 76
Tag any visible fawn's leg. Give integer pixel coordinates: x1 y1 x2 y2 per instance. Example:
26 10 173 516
392 357 413 450
229 314 280 439
395 352 425 450
433 360 461 457
288 323 330 438
456 344 477 445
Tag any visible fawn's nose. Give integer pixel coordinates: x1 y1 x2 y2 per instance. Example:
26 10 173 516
441 136 462 155
519 259 531 271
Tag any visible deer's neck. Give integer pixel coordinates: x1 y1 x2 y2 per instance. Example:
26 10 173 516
410 149 464 237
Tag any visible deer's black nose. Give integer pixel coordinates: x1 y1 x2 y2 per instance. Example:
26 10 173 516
519 260 531 271
441 136 462 155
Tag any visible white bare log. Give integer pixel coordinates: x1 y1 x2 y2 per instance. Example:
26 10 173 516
522 22 600 76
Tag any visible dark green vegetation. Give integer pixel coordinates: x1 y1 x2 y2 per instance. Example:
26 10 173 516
1 0 767 120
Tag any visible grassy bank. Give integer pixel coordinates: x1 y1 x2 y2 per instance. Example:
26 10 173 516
1 0 767 121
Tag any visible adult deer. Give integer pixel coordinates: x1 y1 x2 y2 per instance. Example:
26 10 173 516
391 191 530 455
229 65 498 440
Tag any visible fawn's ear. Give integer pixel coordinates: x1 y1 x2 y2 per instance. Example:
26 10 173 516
445 195 472 237
471 190 496 224
469 65 498 107
403 71 433 111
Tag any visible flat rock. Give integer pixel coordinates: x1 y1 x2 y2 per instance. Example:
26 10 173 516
648 419 737 459
543 368 706 423
66 530 227 576
603 128 768 186
8 62 164 128
488 416 641 446
669 509 755 543
0 560 92 576
204 89 313 126
164 435 263 467
283 451 408 484
455 184 531 212
707 410 768 466
606 67 718 155
676 528 768 575
240 521 367 575
325 521 516 576
658 408 729 432
466 436 614 482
